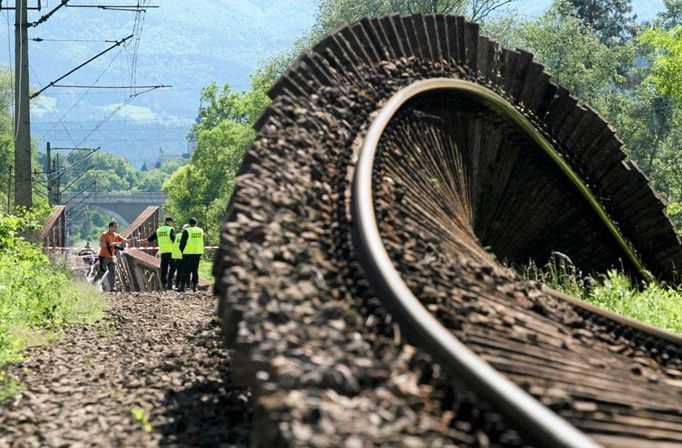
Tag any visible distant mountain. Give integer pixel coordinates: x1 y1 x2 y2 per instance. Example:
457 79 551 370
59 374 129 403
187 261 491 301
1 0 317 166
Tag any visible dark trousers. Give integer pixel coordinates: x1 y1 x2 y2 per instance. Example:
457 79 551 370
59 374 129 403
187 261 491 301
94 256 116 291
181 254 201 286
168 258 181 287
160 252 172 284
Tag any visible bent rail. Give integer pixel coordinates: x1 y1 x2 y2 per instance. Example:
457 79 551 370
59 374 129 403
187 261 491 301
352 78 598 448
215 14 682 446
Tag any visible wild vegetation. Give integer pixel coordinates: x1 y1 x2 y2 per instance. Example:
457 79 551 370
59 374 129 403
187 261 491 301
0 211 105 395
0 67 106 392
525 253 682 333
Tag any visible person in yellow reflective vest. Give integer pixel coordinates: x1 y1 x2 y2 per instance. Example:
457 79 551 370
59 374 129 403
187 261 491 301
146 217 176 289
167 223 188 290
178 217 204 292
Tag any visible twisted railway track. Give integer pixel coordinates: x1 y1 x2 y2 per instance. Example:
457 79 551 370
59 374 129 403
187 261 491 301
214 15 682 447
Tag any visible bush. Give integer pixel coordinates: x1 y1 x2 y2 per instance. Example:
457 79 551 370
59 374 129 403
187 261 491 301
0 211 105 366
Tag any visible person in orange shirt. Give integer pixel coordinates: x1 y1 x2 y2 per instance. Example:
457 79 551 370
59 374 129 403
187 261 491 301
94 220 136 292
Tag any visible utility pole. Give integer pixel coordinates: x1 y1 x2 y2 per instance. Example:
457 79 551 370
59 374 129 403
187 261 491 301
46 141 53 205
53 153 61 205
6 166 12 212
14 0 32 208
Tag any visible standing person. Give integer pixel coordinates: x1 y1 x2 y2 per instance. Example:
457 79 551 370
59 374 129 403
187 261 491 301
146 217 176 289
178 217 204 292
95 221 136 292
168 223 188 290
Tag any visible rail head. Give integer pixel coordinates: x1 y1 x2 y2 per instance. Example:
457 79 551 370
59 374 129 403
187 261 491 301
352 78 600 448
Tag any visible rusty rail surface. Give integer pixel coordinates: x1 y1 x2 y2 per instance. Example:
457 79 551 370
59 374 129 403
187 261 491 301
40 205 66 250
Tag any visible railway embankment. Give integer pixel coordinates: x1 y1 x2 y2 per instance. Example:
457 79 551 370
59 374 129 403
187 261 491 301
0 291 250 447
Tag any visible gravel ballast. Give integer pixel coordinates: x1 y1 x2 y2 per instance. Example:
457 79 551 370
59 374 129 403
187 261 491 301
0 291 250 448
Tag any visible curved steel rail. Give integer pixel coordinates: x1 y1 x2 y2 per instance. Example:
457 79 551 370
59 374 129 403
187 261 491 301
352 78 602 448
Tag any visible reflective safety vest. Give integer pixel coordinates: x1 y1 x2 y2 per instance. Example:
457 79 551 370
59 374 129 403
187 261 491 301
156 225 174 254
171 236 182 260
184 226 204 255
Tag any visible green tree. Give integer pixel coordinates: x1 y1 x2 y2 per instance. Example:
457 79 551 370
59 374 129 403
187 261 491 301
485 1 634 106
639 26 682 103
162 68 275 239
654 0 682 30
567 0 636 41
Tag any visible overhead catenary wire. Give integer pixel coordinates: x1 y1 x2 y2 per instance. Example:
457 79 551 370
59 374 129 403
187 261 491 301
31 37 118 43
29 0 69 27
50 83 170 89
45 147 99 182
38 46 125 140
30 63 78 147
30 33 133 98
59 165 93 193
64 4 158 11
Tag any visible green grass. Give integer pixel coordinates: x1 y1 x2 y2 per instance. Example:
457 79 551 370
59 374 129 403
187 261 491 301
523 252 682 334
0 212 107 400
586 271 682 334
199 259 214 283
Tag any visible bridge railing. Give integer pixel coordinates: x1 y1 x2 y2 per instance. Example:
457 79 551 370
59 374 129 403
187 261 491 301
116 206 161 292
40 206 66 251
60 191 167 204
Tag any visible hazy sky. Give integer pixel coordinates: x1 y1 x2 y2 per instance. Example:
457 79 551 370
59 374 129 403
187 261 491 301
0 0 668 165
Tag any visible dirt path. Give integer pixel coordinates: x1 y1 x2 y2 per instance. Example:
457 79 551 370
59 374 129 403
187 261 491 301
0 291 250 447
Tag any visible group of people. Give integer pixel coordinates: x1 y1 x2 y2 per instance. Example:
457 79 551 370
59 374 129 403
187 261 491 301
90 217 205 292
146 216 205 292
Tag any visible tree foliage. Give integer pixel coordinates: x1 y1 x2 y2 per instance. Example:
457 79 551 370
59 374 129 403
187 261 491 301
162 68 275 240
567 0 636 41
485 1 634 105
639 26 682 103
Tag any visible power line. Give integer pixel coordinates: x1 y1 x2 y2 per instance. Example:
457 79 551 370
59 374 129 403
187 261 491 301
51 83 170 89
37 46 124 140
30 33 133 98
29 0 69 27
32 37 118 43
64 4 158 11
46 147 98 181
34 126 190 130
30 63 78 147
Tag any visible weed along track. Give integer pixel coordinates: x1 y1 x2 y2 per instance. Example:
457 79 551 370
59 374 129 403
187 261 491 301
214 15 682 447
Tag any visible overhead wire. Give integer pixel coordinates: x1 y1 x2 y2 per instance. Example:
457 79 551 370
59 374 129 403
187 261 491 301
38 46 124 140
30 63 79 147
